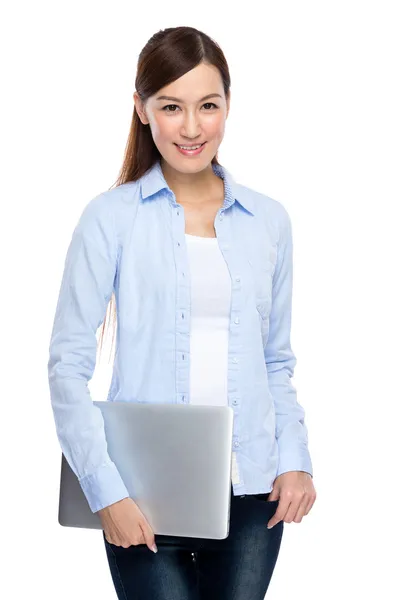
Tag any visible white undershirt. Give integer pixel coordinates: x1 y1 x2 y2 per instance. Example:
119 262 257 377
185 233 231 406
185 233 242 486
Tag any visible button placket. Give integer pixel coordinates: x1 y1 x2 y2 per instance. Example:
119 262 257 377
172 201 191 404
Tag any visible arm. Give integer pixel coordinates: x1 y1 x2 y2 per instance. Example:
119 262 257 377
265 207 313 478
47 193 130 513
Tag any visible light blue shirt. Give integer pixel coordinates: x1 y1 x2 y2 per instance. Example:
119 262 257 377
47 159 313 513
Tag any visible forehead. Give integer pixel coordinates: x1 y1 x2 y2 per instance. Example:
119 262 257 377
152 64 223 102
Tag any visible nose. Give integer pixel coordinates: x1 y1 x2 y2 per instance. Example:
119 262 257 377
180 113 202 140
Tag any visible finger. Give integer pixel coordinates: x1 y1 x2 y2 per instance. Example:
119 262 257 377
267 498 289 529
134 528 146 546
284 496 305 523
304 495 316 515
140 521 158 553
293 495 309 523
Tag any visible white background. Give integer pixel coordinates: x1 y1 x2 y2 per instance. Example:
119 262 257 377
2 1 399 598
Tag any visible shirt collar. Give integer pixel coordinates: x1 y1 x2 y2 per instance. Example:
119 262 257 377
140 159 254 215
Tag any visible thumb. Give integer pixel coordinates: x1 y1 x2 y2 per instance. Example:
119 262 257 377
140 521 158 554
268 488 280 502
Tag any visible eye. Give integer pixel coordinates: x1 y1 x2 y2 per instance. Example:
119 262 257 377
162 103 218 113
162 104 179 113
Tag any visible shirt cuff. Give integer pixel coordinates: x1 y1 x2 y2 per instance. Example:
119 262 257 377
79 460 130 513
276 449 313 479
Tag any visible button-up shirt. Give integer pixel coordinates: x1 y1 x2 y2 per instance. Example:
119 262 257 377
47 159 313 513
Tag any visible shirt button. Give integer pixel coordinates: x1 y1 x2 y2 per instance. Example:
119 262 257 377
234 441 239 447
177 210 180 216
219 214 223 221
235 277 241 282
177 242 180 247
232 357 238 363
234 318 240 325
181 313 184 319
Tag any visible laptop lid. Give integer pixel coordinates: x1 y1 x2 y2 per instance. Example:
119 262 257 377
58 401 234 540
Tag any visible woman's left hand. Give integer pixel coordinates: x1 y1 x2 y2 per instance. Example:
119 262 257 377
266 471 317 529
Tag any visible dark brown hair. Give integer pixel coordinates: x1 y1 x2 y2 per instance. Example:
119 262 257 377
97 26 231 362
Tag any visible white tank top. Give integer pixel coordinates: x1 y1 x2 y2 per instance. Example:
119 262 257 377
185 233 231 406
185 233 242 485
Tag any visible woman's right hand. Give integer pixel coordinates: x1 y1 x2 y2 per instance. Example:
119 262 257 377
97 497 158 553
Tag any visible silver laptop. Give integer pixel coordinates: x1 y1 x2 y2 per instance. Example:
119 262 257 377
58 400 234 540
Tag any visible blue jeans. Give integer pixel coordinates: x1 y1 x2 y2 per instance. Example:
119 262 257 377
102 484 284 599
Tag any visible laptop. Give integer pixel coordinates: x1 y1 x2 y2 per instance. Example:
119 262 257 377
58 400 234 540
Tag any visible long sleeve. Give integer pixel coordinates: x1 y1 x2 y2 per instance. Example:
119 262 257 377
265 208 313 478
47 193 130 513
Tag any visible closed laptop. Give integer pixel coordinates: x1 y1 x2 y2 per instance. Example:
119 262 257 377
58 401 234 540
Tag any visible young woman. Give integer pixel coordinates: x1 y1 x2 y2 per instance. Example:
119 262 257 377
48 25 316 600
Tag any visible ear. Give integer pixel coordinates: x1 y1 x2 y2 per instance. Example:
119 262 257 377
133 91 149 125
226 90 231 118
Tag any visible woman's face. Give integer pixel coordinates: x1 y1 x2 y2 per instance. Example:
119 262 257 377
134 62 230 174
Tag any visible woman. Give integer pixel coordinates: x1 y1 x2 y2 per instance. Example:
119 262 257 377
48 25 316 599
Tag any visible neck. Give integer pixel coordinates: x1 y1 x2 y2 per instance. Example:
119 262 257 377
160 159 221 205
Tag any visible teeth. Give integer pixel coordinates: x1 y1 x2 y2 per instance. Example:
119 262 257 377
178 144 202 150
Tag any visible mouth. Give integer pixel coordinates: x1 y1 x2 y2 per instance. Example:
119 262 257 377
174 142 207 156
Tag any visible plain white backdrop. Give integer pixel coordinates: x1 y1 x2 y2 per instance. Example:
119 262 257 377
2 1 399 598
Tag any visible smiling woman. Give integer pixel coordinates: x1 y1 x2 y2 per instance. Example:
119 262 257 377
48 23 315 600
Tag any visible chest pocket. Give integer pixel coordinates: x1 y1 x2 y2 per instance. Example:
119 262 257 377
247 243 278 324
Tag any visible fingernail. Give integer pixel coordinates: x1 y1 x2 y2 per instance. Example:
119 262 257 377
267 524 273 529
152 544 158 553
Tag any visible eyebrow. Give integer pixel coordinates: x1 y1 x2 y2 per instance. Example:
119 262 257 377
155 93 223 103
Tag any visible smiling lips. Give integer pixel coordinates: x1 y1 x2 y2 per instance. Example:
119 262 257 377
175 142 205 148
174 142 207 156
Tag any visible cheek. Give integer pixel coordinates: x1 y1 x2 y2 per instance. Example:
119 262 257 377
151 115 175 142
205 115 226 140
